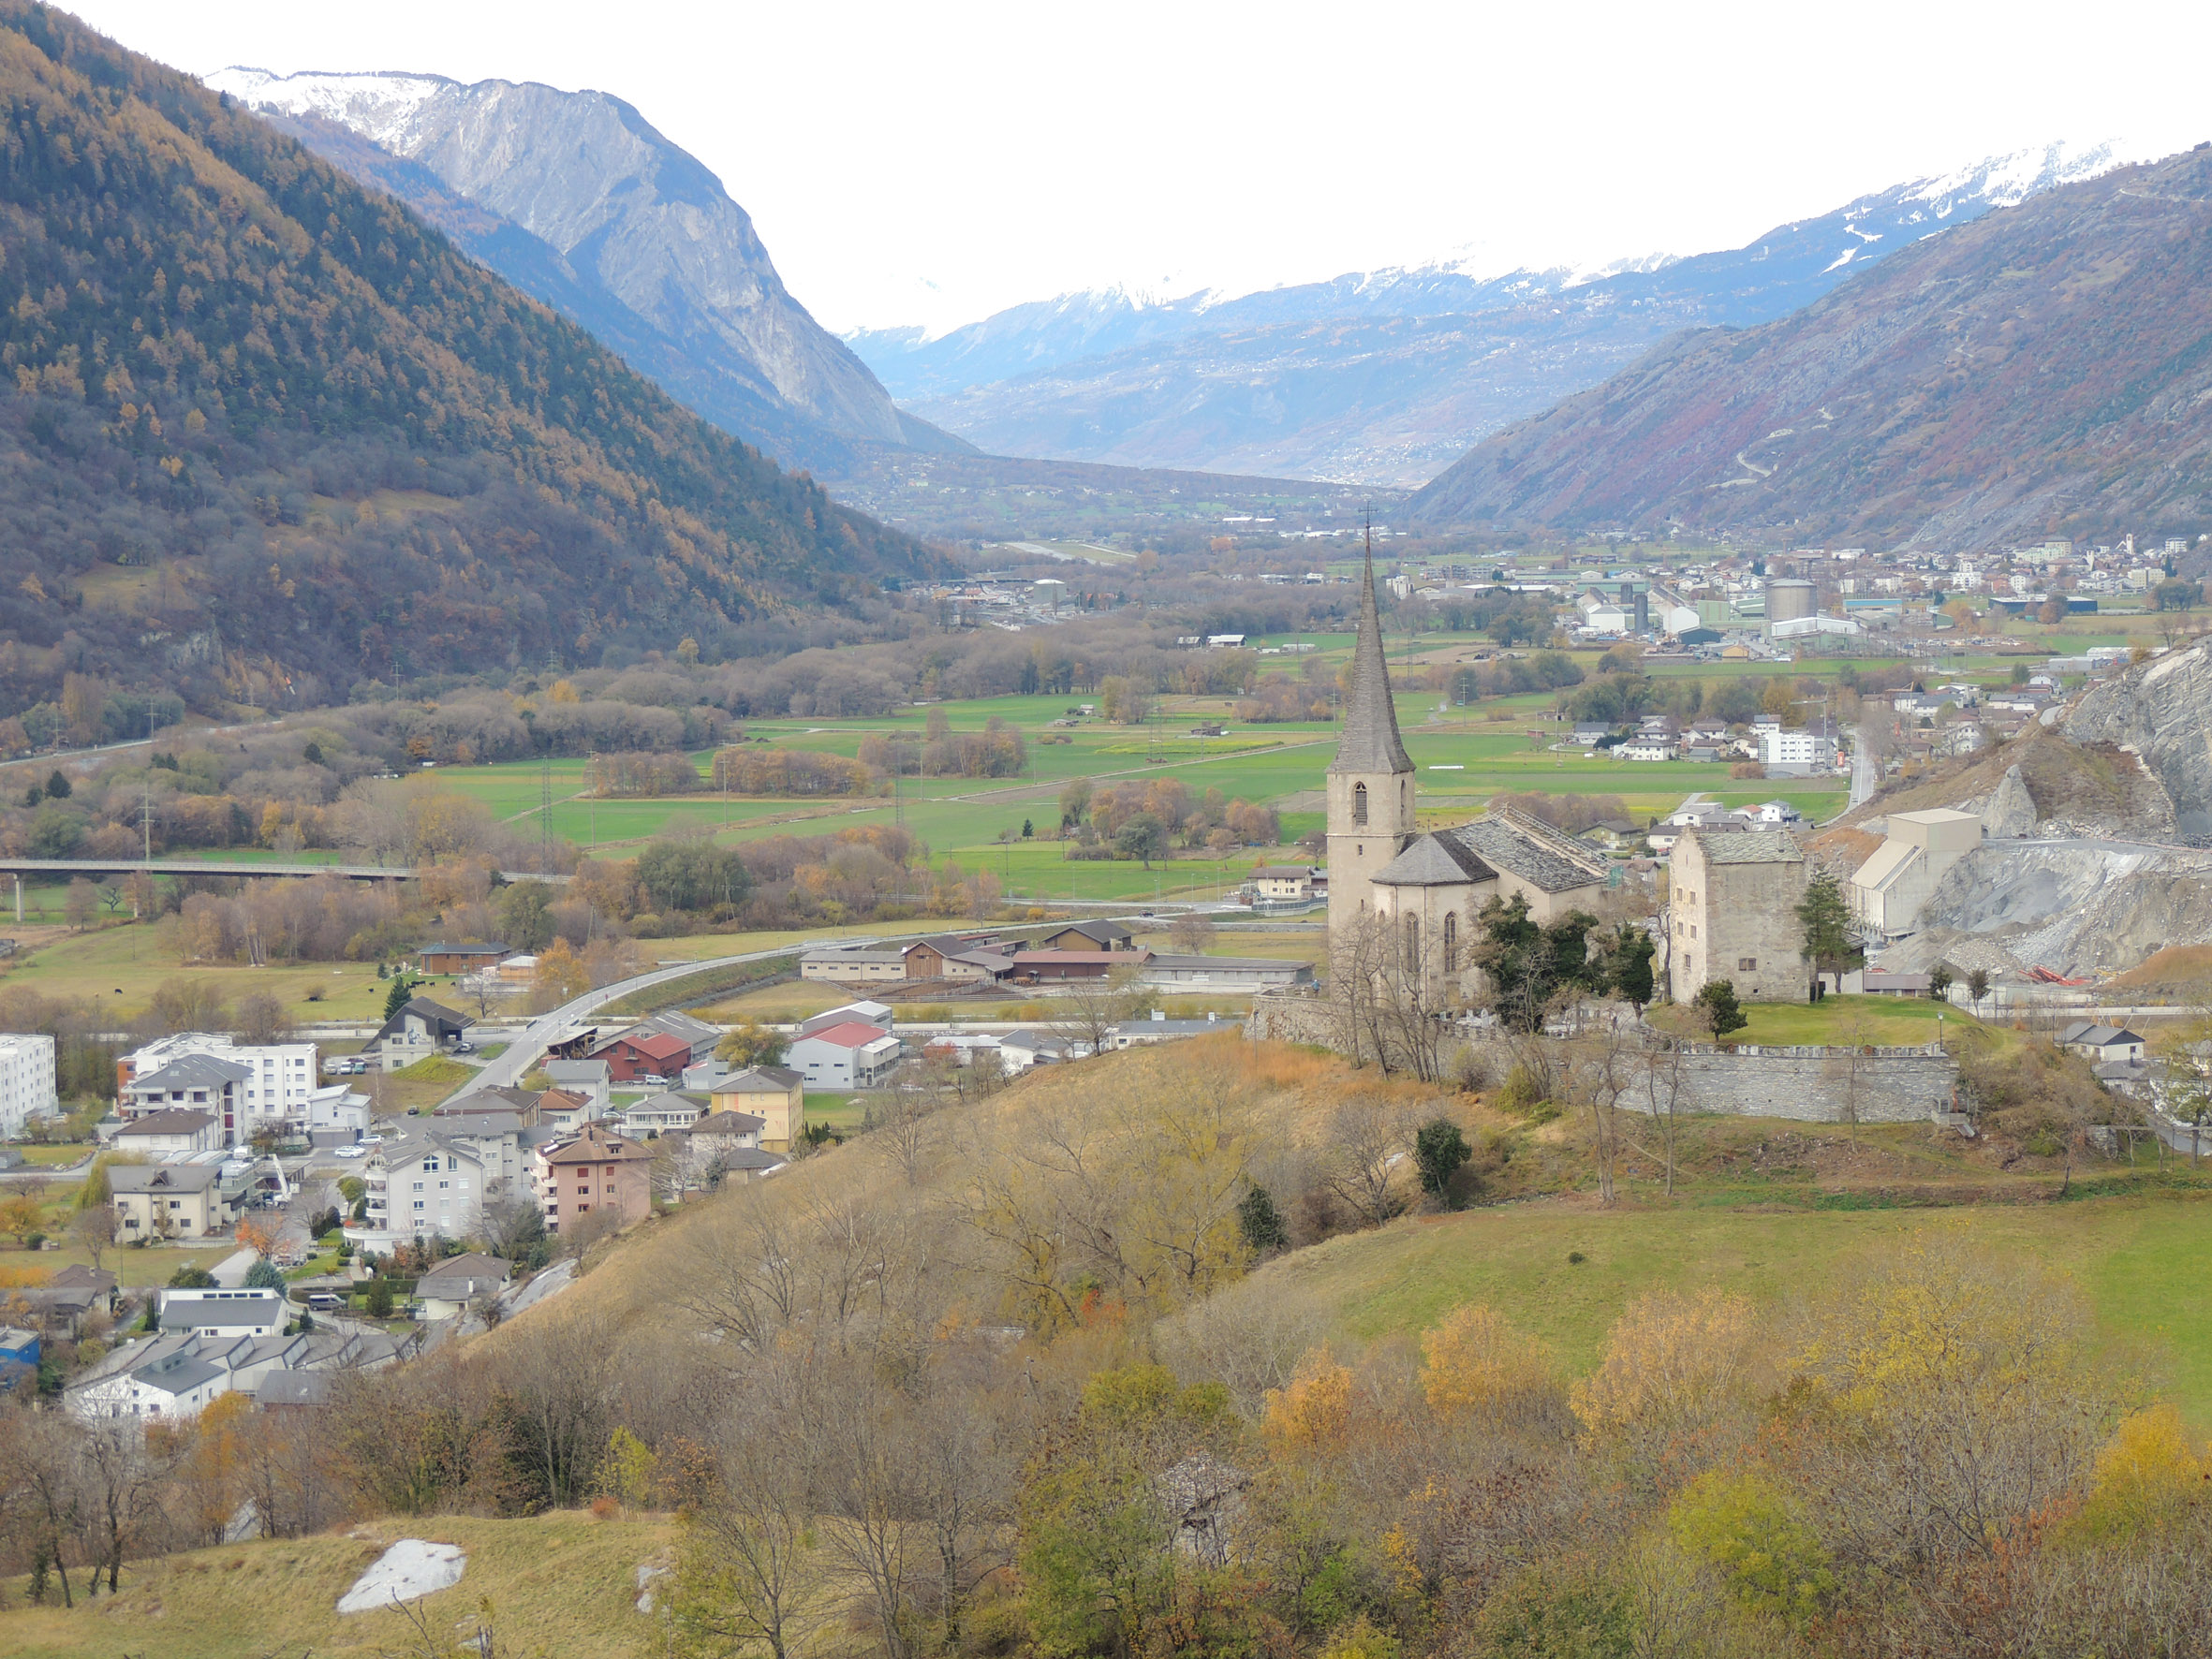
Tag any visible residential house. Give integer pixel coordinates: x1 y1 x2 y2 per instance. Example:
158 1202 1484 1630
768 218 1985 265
160 1287 286 1339
425 1107 537 1197
787 1023 903 1092
541 1059 612 1117
112 1107 224 1157
414 1253 512 1321
118 1054 250 1146
304 1084 371 1145
630 1010 722 1052
623 1090 707 1136
369 997 474 1072
537 1088 598 1134
2058 1022 2147 1064
1571 721 1611 746
924 1033 1005 1067
12 1265 118 1336
591 1029 694 1083
709 1064 808 1148
415 942 510 976
686 1109 765 1156
1247 865 1319 902
1615 740 1677 763
110 1162 237 1241
532 1123 655 1235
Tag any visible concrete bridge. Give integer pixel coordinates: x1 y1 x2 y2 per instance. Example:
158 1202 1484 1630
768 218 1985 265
0 857 568 888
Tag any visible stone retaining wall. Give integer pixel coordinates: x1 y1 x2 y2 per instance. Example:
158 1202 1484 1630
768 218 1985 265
1245 994 1958 1124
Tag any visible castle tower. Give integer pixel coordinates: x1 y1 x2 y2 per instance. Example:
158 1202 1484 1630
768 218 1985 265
1326 544 1416 941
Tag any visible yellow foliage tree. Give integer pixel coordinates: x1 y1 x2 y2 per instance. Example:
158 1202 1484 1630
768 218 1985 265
1263 1344 1354 1453
1419 1303 1557 1427
1571 1287 1753 1465
2069 1402 2205 1542
235 1216 278 1258
535 939 591 1006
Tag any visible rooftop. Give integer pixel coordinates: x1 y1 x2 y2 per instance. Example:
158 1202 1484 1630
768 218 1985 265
115 1108 217 1137
1688 828 1806 864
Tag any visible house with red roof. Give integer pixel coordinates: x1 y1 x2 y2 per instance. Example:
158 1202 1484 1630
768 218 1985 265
590 1029 695 1083
787 1020 903 1092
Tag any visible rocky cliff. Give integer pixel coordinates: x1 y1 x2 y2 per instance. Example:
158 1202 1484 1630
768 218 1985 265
208 68 965 472
2065 642 2212 843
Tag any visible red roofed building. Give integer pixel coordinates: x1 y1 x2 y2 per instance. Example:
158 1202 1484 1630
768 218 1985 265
787 1020 903 1091
591 1030 695 1083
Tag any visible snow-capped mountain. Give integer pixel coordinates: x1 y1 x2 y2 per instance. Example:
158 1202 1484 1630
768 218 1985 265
207 67 965 471
849 140 2147 485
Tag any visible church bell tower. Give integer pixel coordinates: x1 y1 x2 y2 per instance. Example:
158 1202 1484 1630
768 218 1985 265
1326 542 1416 941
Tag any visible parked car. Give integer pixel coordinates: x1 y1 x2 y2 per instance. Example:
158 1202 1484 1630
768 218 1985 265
331 1145 366 1159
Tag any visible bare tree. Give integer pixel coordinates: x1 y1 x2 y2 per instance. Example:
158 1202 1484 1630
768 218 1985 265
231 991 294 1048
69 1203 114 1271
680 1206 801 1356
1562 1014 1638 1206
1168 912 1218 954
670 1358 822 1659
1640 1039 1688 1198
1326 1094 1416 1226
1052 968 1145 1057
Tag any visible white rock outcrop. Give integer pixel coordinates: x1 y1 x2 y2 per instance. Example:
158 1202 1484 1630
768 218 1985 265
337 1540 466 1615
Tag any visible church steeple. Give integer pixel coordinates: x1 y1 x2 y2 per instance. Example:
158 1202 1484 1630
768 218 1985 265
1329 540 1413 777
1325 531 1417 939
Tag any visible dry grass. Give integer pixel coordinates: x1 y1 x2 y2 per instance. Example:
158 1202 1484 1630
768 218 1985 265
0 1509 676 1659
2108 945 2212 1000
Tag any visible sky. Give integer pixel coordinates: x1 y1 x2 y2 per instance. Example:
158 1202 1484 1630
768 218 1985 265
58 0 2212 338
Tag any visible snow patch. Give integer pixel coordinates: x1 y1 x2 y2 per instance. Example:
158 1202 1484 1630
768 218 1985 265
337 1540 465 1615
205 66 457 155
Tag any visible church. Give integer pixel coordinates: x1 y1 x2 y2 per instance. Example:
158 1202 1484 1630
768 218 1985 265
1326 553 1611 999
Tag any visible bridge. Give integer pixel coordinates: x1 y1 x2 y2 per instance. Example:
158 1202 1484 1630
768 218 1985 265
0 859 568 886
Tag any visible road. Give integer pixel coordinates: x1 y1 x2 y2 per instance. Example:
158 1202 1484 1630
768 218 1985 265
454 911 1201 1100
0 857 568 884
1849 723 1878 810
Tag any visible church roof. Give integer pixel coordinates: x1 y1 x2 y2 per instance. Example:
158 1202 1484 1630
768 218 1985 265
1327 547 1413 776
1446 815 1610 894
1373 834 1497 888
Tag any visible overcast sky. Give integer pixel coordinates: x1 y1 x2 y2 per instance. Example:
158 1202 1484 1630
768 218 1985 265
60 0 2212 337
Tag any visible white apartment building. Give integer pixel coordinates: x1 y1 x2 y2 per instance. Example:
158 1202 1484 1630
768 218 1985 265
121 1033 318 1142
352 1132 488 1251
0 1033 57 1138
1758 728 1831 770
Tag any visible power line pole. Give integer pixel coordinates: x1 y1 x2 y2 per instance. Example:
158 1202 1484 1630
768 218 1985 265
539 757 553 873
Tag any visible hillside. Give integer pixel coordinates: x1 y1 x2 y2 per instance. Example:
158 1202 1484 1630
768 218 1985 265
1410 145 2212 546
855 144 2131 486
207 67 972 476
0 5 942 720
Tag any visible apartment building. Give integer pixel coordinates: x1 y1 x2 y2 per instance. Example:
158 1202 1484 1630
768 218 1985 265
0 1033 57 1137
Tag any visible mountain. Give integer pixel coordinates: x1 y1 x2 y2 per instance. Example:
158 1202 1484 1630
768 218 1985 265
850 144 2139 486
0 3 943 720
205 66 970 474
1408 145 2212 549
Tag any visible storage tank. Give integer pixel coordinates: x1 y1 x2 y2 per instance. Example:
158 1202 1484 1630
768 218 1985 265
1765 579 1817 625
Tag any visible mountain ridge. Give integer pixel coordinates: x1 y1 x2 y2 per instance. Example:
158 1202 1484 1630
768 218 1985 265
206 66 972 475
0 4 942 718
851 141 2147 485
1406 146 2212 548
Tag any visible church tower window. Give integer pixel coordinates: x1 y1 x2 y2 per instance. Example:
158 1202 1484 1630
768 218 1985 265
1352 782 1368 826
1403 914 1420 975
1442 911 1458 973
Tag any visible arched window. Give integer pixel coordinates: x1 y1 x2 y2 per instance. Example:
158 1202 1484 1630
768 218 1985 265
1352 782 1368 826
1404 913 1421 975
1442 911 1458 973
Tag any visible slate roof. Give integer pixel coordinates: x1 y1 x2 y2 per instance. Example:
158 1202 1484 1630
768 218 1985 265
109 1162 220 1194
1447 814 1610 893
1688 828 1806 865
715 1064 804 1091
132 1054 252 1090
690 1109 767 1138
1373 834 1497 888
257 1371 332 1406
1327 549 1414 776
115 1108 217 1137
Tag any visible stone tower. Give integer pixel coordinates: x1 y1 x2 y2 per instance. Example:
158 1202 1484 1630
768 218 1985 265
1326 547 1417 941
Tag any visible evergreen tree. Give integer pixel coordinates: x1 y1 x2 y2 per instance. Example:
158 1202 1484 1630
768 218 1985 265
243 1256 286 1291
1694 978 1748 1041
1796 870 1857 996
1236 1184 1289 1254
382 977 420 1022
1599 923 1657 1011
365 1276 395 1319
44 770 69 800
1414 1119 1473 1207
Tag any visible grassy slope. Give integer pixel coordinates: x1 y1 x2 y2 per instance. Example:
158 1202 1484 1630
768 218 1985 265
0 1511 675 1659
1236 1193 2212 1422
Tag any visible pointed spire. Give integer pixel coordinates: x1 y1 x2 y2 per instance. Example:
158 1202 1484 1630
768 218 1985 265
1328 525 1413 776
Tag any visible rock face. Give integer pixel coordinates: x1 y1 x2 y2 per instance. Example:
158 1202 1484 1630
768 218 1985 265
206 69 951 471
1979 766 2041 839
2065 644 2212 843
337 1540 465 1614
1913 843 2212 977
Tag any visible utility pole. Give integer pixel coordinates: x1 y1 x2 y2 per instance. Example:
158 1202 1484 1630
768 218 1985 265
539 757 553 873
